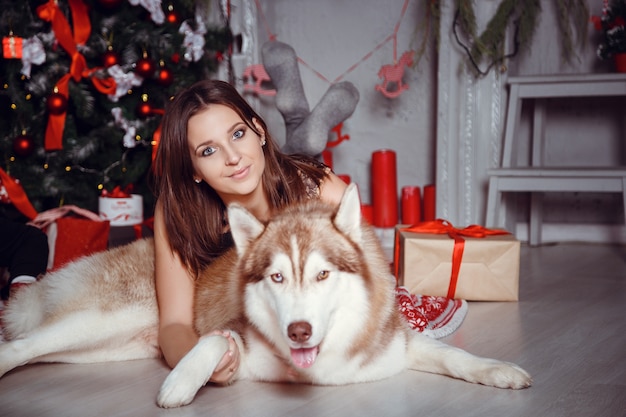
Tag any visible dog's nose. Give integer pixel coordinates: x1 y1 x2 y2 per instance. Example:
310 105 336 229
288 321 312 343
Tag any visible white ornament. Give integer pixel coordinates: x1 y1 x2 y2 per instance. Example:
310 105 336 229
20 36 46 78
128 0 165 25
179 15 207 62
111 107 140 148
106 65 143 102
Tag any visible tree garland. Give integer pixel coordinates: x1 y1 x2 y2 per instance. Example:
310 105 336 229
555 0 591 62
449 0 589 77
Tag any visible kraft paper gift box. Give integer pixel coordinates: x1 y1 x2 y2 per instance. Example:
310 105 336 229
394 221 520 301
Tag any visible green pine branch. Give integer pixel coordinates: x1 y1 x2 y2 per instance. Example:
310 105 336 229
1 0 230 216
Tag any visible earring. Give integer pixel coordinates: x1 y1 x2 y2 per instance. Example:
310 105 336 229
261 138 266 146
194 178 201 184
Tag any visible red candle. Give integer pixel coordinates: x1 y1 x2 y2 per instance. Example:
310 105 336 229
321 149 333 169
338 174 351 184
401 186 421 224
371 149 398 227
423 184 436 221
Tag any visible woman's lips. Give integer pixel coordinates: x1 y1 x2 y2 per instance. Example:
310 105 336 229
230 166 250 180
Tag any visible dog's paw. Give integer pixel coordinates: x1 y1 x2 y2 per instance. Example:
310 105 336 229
155 334 231 408
0 342 22 378
475 360 532 389
156 368 198 408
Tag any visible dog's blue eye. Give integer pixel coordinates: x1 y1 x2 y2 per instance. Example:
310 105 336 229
317 270 329 281
270 273 283 283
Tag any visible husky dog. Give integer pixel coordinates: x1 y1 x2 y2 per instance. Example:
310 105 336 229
0 184 531 408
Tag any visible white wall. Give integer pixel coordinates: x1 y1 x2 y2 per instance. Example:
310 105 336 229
231 0 624 239
245 0 437 206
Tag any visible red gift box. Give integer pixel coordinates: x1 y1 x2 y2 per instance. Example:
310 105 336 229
3 36 23 59
29 205 110 270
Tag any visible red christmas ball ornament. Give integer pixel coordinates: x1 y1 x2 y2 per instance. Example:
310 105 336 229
157 66 173 87
136 94 152 118
46 91 67 115
166 10 181 25
102 49 120 68
13 132 35 157
135 56 156 78
170 53 180 64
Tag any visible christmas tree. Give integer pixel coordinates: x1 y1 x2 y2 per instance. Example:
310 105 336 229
0 0 231 220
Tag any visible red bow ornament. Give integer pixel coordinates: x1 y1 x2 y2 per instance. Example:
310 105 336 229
37 0 116 151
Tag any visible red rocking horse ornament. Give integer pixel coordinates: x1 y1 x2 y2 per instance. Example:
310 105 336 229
242 64 277 96
375 50 415 99
326 122 350 148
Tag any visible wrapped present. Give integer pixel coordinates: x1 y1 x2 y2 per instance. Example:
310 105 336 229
394 220 520 301
28 205 110 271
3 35 23 59
99 186 143 226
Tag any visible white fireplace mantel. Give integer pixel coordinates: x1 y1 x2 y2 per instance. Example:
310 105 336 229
435 0 505 227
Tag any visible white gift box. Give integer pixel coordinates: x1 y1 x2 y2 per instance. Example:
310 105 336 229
98 194 143 226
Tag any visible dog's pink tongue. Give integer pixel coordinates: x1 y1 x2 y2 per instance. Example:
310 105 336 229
290 347 318 369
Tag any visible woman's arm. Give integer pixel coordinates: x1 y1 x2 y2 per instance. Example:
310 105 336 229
154 201 199 368
154 202 239 380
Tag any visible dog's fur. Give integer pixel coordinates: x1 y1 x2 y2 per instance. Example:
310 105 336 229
0 184 531 408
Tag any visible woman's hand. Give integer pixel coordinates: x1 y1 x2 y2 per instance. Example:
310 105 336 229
208 330 241 384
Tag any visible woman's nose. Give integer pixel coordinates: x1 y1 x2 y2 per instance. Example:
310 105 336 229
223 144 242 165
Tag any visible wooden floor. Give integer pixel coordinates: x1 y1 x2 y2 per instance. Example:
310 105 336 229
0 242 624 417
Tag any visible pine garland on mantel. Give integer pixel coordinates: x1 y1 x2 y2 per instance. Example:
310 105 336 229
449 0 590 76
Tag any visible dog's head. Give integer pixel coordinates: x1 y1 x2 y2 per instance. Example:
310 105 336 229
228 184 389 369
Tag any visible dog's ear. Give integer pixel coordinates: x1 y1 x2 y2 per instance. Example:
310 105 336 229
228 204 265 255
334 183 362 243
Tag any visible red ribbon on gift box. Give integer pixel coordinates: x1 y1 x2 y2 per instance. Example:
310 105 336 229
133 216 154 240
394 219 510 299
101 185 133 198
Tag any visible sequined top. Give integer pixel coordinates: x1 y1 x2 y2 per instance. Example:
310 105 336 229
299 165 331 200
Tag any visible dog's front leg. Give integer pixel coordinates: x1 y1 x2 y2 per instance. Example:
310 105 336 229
407 334 532 389
156 333 230 408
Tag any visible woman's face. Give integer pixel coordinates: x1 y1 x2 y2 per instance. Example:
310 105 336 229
187 104 266 205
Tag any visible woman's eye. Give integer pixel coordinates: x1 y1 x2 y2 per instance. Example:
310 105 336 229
233 129 244 140
201 146 216 157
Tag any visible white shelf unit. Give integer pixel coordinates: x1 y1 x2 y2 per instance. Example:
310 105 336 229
486 74 626 245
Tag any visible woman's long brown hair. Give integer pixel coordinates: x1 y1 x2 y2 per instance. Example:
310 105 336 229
151 80 328 277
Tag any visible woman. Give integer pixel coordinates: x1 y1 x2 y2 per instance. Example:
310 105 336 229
0 217 49 300
151 80 347 382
